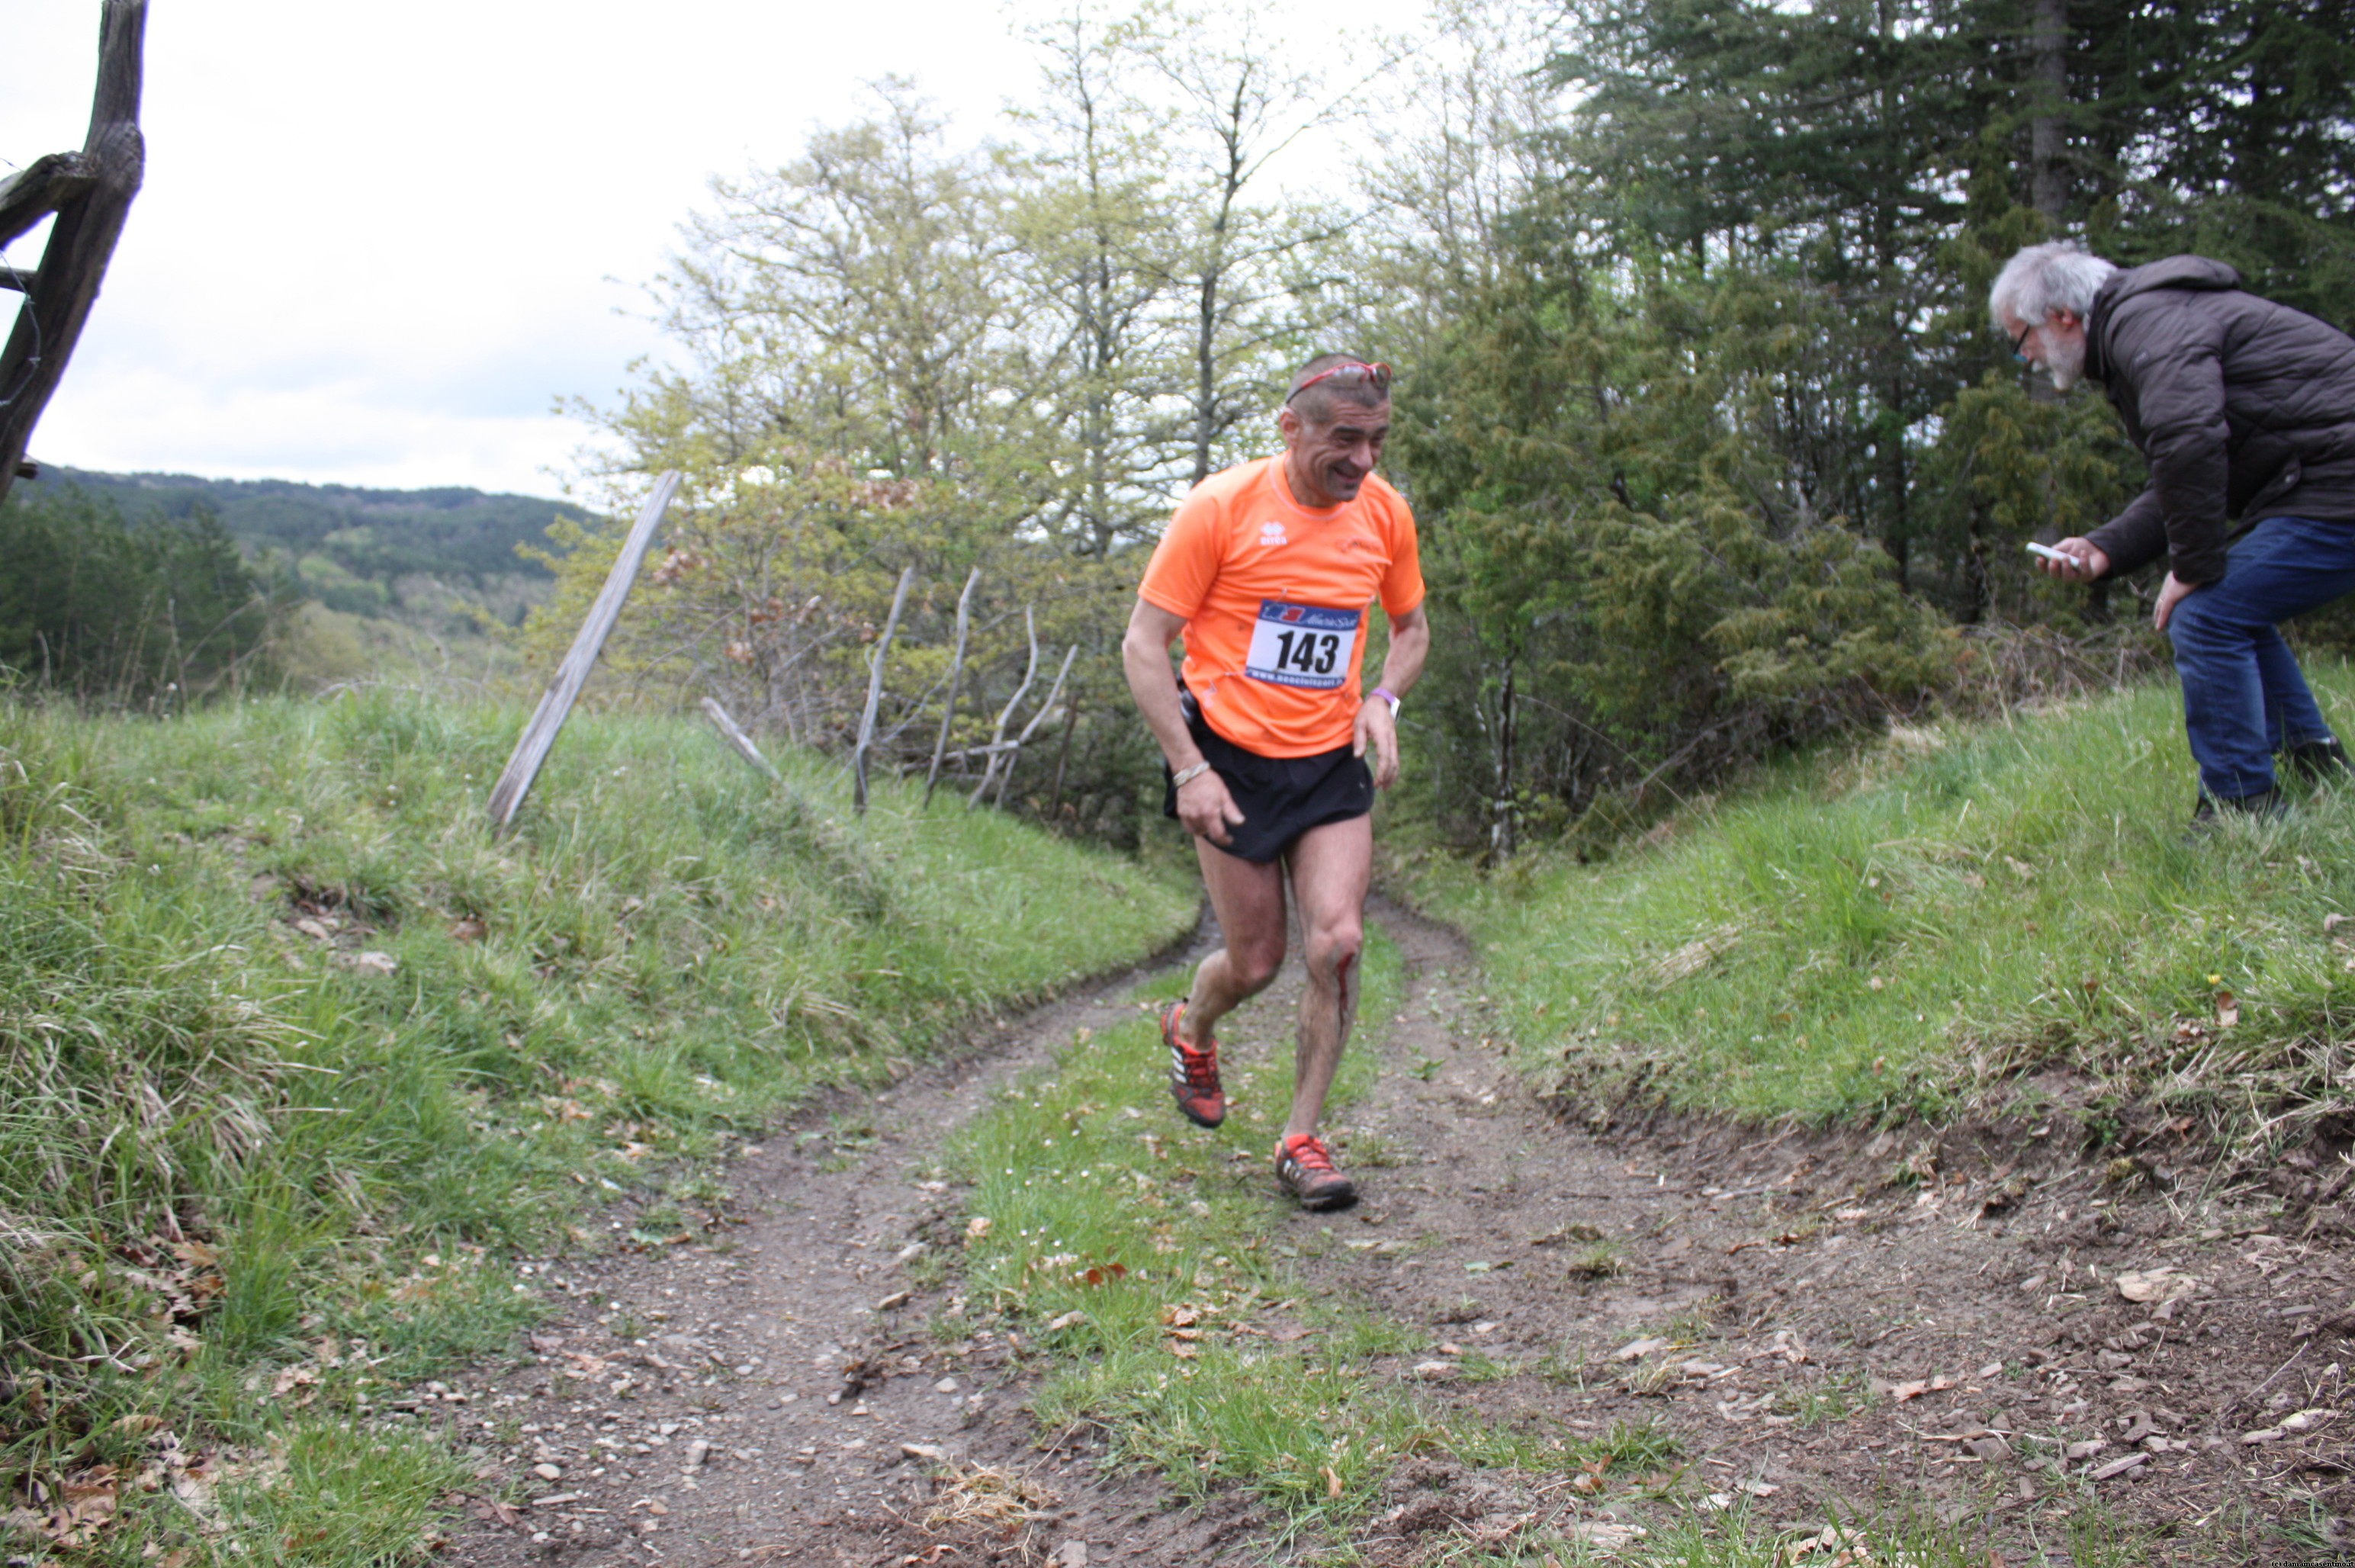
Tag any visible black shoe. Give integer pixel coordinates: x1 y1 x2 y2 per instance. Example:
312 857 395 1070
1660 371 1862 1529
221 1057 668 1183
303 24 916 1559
2283 738 2351 786
2188 786 2288 831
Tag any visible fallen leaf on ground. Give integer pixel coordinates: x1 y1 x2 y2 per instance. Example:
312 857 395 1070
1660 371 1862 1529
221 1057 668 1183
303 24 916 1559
1613 1336 1670 1362
1562 1521 1646 1549
2115 1268 2197 1303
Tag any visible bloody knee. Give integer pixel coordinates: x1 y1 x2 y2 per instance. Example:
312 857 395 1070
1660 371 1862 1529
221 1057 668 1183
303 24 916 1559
1305 922 1363 986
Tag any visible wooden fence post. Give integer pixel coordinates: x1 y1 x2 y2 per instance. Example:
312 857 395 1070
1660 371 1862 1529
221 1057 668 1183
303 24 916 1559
700 696 781 782
923 567 981 809
486 471 682 832
852 566 915 816
969 608 1039 808
994 644 1079 808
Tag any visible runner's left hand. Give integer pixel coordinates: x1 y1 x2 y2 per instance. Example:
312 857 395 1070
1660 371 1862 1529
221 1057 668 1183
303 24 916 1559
1354 701 1402 790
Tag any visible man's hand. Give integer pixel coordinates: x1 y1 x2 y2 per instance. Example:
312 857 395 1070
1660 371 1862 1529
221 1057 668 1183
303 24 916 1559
1175 770 1245 846
1353 699 1402 789
2035 537 2111 583
2153 570 2201 631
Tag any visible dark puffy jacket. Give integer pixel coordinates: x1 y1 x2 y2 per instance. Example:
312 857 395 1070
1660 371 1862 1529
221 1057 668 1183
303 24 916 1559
2083 255 2355 583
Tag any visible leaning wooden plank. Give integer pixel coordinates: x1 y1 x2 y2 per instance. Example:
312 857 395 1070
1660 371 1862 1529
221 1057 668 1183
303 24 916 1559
0 2 146 510
923 567 982 808
700 696 782 782
852 566 916 816
994 644 1079 808
969 607 1039 808
487 471 683 832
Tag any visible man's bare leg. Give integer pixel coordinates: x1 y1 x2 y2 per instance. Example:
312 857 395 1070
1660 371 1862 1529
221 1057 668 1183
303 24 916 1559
1280 815 1372 1138
1175 837 1289 1049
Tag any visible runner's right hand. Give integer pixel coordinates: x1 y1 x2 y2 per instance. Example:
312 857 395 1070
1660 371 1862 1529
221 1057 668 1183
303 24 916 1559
1177 770 1246 847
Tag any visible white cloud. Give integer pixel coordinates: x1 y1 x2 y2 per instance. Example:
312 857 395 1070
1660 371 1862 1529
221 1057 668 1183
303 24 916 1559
2 0 1421 495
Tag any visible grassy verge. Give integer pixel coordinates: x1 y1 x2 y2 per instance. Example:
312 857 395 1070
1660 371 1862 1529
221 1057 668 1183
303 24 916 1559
0 689 1194 1565
938 932 1681 1551
1407 667 2355 1149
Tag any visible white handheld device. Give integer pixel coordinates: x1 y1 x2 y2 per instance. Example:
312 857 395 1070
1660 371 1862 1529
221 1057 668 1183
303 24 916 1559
2025 541 2073 563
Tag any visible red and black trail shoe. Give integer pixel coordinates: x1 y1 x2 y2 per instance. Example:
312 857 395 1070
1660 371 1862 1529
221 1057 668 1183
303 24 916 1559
1161 999 1225 1129
1274 1132 1357 1210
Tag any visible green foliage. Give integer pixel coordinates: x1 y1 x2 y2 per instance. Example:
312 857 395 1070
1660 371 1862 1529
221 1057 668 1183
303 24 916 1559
0 485 288 707
1361 0 2351 856
549 24 1365 844
0 688 1192 1561
28 467 561 586
1415 668 2355 1136
1392 238 1955 854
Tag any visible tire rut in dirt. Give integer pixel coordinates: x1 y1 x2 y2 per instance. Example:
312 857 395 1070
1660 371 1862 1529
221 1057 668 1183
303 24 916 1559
435 927 1273 1568
1300 896 2355 1566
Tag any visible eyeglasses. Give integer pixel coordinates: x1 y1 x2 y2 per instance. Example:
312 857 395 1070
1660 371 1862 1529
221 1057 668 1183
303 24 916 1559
2010 320 2035 361
1285 361 1392 403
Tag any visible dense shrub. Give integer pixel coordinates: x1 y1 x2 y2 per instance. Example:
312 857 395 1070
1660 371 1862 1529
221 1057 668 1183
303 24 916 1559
0 486 287 708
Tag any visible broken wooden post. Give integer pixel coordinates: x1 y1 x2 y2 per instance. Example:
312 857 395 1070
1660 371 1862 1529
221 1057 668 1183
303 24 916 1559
700 695 781 782
487 471 683 832
969 607 1039 808
923 567 981 808
852 565 915 816
0 1 146 511
1046 695 1081 822
994 644 1079 808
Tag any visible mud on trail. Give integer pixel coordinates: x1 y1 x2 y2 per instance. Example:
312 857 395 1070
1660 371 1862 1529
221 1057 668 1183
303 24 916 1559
439 899 2353 1567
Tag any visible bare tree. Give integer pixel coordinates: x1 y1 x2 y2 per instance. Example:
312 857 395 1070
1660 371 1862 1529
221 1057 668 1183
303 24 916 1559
0 0 146 509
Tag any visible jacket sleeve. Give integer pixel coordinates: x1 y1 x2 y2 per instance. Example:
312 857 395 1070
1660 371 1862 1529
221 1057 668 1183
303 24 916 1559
2086 486 2170 576
2105 297 2233 583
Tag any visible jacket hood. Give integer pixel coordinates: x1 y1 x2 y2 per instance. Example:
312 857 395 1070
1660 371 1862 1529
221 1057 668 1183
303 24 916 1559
2100 255 2243 307
2085 255 2244 384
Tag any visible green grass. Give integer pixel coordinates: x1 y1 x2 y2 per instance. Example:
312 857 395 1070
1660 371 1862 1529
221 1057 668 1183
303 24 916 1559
1412 667 2355 1138
0 689 1194 1565
940 933 1683 1545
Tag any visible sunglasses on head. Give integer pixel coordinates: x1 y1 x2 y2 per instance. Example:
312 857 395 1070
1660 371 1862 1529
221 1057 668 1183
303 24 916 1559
1285 361 1392 403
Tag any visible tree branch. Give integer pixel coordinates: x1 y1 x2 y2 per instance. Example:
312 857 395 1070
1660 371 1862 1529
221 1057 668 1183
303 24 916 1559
0 152 96 249
0 0 146 511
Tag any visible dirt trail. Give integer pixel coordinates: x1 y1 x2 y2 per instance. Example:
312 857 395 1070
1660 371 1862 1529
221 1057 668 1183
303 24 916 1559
439 899 2353 1568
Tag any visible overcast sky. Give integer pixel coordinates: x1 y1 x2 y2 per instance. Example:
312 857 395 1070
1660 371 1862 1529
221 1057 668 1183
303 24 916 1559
1 1 1428 500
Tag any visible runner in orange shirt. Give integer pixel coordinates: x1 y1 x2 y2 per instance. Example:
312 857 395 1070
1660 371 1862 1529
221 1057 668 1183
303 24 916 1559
1121 353 1429 1209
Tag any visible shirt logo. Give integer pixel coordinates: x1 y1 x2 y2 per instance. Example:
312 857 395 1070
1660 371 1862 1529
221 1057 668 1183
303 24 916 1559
1259 520 1288 548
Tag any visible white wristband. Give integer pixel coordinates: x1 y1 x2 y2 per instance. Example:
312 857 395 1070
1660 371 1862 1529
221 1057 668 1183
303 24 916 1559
1171 761 1213 789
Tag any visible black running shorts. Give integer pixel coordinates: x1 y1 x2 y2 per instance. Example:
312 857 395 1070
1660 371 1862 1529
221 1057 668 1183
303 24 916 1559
1163 693 1373 864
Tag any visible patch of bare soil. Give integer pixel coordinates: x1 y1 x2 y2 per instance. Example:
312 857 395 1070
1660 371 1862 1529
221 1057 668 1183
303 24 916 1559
1311 898 2353 1566
435 933 1269 1568
435 898 2353 1568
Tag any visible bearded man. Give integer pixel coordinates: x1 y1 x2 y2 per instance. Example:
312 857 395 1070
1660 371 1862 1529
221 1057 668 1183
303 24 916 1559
2000 241 2355 821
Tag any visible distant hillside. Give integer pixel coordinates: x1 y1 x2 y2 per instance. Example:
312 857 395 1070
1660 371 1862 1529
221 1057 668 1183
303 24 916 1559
21 467 575 622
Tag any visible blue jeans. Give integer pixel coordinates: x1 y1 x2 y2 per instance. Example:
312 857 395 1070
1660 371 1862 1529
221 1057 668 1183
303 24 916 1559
2167 515 2355 799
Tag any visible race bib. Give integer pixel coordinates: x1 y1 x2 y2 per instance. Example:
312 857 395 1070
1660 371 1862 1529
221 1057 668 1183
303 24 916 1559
1244 600 1359 689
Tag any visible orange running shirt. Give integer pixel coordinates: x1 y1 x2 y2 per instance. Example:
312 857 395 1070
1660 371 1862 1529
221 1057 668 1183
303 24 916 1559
1136 456 1425 758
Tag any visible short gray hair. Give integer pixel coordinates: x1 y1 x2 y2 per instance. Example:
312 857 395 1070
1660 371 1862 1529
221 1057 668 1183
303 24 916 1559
1991 242 2116 326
